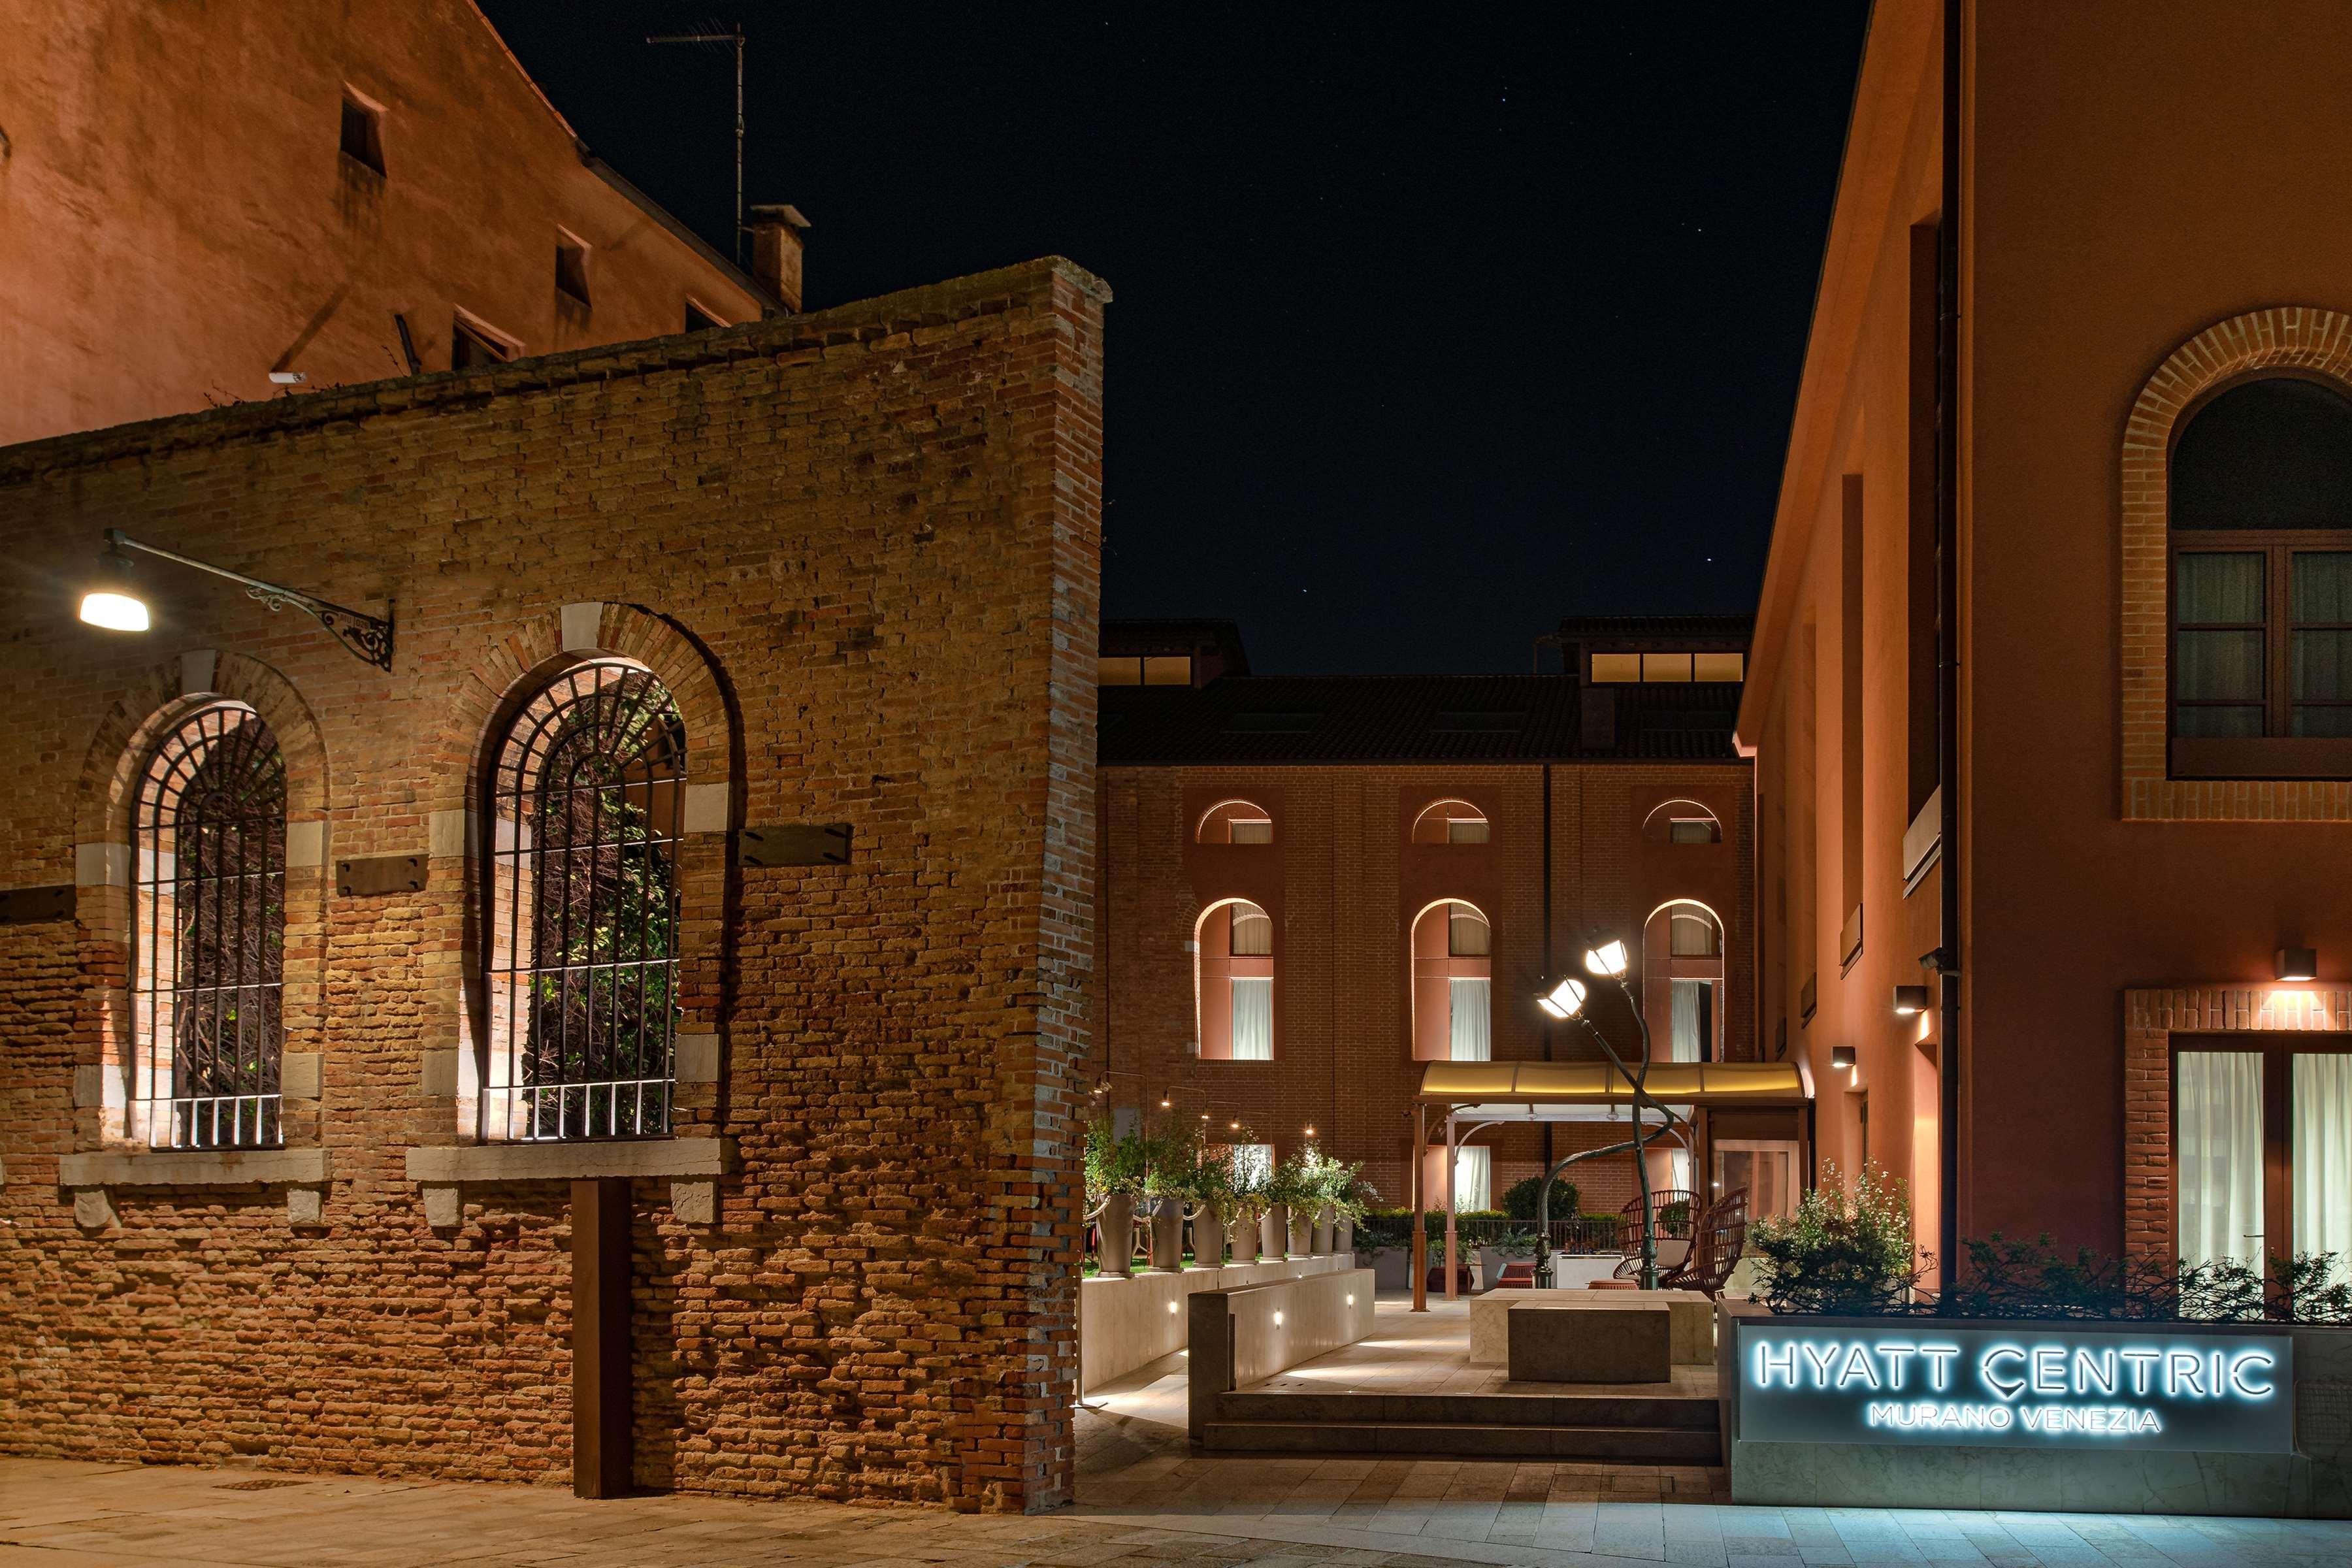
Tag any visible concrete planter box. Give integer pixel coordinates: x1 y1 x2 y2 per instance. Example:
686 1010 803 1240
1478 1245 1537 1290
1371 1245 1412 1290
1720 1299 2352 1518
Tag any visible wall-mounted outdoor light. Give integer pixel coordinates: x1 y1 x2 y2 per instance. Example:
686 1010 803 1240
1831 1044 1857 1073
78 528 395 670
2277 947 2319 983
1891 985 1933 1016
1302 1124 1316 1137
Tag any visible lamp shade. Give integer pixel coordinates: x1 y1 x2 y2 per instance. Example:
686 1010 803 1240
1583 938 1630 978
1891 985 1933 1016
1831 1045 1857 1071
1536 976 1587 1020
2277 946 2319 982
78 540 148 632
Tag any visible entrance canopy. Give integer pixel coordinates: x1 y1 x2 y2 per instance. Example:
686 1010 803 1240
1416 1059 1811 1122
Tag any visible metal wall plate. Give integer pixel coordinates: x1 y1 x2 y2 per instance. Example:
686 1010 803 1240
0 885 74 924
736 824 852 868
336 855 428 897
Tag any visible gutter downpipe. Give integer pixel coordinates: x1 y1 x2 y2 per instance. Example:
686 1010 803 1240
1935 0 1965 1295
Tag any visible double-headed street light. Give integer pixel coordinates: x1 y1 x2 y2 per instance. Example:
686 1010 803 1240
1531 934 1683 1289
77 529 396 672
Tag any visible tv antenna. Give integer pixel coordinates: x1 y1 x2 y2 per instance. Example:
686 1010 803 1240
646 22 747 269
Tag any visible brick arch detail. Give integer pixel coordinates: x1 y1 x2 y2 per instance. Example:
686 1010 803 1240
2121 305 2352 819
438 601 737 811
73 650 331 845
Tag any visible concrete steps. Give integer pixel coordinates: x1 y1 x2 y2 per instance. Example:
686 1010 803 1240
1202 1390 1721 1463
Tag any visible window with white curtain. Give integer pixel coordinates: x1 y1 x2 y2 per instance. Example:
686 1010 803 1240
1229 903 1273 955
1448 977 1491 1061
2296 1053 2352 1286
1231 975 1273 1060
1669 979 1710 1062
1453 1145 1492 1212
1232 1143 1274 1188
2177 1050 2264 1269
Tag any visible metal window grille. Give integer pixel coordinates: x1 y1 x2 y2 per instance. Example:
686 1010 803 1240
131 703 287 1149
485 661 685 1141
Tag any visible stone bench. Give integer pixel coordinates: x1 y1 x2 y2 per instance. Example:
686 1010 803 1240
1507 1297 1671 1384
1469 1287 1712 1367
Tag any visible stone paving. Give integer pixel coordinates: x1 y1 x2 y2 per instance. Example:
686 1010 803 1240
5 1294 2351 1567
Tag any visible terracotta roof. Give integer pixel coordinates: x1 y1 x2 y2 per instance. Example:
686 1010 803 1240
1098 674 1744 766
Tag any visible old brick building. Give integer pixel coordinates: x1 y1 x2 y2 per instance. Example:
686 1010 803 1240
1 0 789 447
0 258 1105 1512
1092 617 1779 1222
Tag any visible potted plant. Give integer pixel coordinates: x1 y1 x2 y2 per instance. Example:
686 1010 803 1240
1182 1145 1234 1270
1228 1151 1267 1264
1331 1162 1378 1260
1266 1152 1314 1259
1083 1115 1147 1279
1139 1119 1199 1272
1748 1162 1921 1313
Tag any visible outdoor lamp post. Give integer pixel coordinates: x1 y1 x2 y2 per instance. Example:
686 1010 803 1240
1530 938 1682 1290
76 528 396 671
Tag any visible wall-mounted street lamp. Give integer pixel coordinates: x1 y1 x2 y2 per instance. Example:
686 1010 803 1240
1831 1044 1857 1073
77 529 395 672
1891 985 1933 1017
2278 947 2319 983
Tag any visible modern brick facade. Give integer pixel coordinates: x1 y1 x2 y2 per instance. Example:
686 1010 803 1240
1093 637 1762 1217
0 257 1106 1512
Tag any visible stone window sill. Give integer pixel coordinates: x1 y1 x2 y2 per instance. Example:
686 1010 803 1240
404 1136 732 1226
58 1147 331 1230
2171 736 2352 779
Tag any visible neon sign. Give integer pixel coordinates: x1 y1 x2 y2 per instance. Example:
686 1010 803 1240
1735 1322 2293 1454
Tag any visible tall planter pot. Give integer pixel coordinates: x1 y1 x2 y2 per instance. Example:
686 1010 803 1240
1287 1207 1313 1259
1312 1205 1334 1255
1231 1211 1262 1264
1096 1193 1135 1277
1192 1209 1226 1270
1265 1204 1290 1260
1335 1215 1354 1258
1147 1197 1184 1272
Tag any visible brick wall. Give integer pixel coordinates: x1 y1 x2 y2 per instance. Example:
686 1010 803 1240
0 257 1106 1512
1092 760 1752 1210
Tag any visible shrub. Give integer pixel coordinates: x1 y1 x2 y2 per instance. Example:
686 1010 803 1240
1502 1173 1578 1222
1749 1162 1925 1315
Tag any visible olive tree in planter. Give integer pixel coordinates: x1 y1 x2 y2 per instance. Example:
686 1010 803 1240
1083 1115 1148 1279
1332 1163 1379 1261
1181 1147 1237 1270
1229 1152 1267 1264
1139 1119 1200 1272
1266 1153 1315 1260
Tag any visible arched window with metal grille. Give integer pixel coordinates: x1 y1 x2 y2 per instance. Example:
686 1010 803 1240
485 661 686 1141
131 702 287 1149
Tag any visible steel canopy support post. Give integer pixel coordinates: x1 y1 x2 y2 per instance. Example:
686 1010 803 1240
1443 1113 1460 1301
1411 1102 1428 1312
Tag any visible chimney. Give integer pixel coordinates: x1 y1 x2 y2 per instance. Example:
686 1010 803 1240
747 204 811 313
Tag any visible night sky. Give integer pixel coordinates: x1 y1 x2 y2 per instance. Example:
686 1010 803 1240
478 3 1870 675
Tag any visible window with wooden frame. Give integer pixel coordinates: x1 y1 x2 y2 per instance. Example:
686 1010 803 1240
2169 375 2352 777
2172 1036 2352 1288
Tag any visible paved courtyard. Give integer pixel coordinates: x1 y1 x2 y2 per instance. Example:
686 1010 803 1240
5 1440 2352 1567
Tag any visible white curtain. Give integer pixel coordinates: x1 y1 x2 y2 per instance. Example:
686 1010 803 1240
1669 979 1707 1062
1453 1145 1492 1212
2296 1054 2352 1286
1448 977 1491 1061
2178 1051 2264 1268
1230 976 1273 1060
1233 1143 1274 1188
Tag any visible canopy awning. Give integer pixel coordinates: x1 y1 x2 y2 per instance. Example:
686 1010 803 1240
1415 1058 1811 1115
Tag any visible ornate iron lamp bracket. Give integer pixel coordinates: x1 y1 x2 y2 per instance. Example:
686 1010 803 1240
108 529 395 672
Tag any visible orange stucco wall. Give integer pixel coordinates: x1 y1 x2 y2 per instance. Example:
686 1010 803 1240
0 0 767 447
1742 0 2352 1261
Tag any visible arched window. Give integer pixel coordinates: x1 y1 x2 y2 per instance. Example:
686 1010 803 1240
486 661 685 1141
1411 900 1490 1062
131 702 287 1149
1411 798 1490 844
1644 900 1723 1064
1198 799 1274 843
2171 376 2352 745
1196 898 1274 1059
1642 798 1722 844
